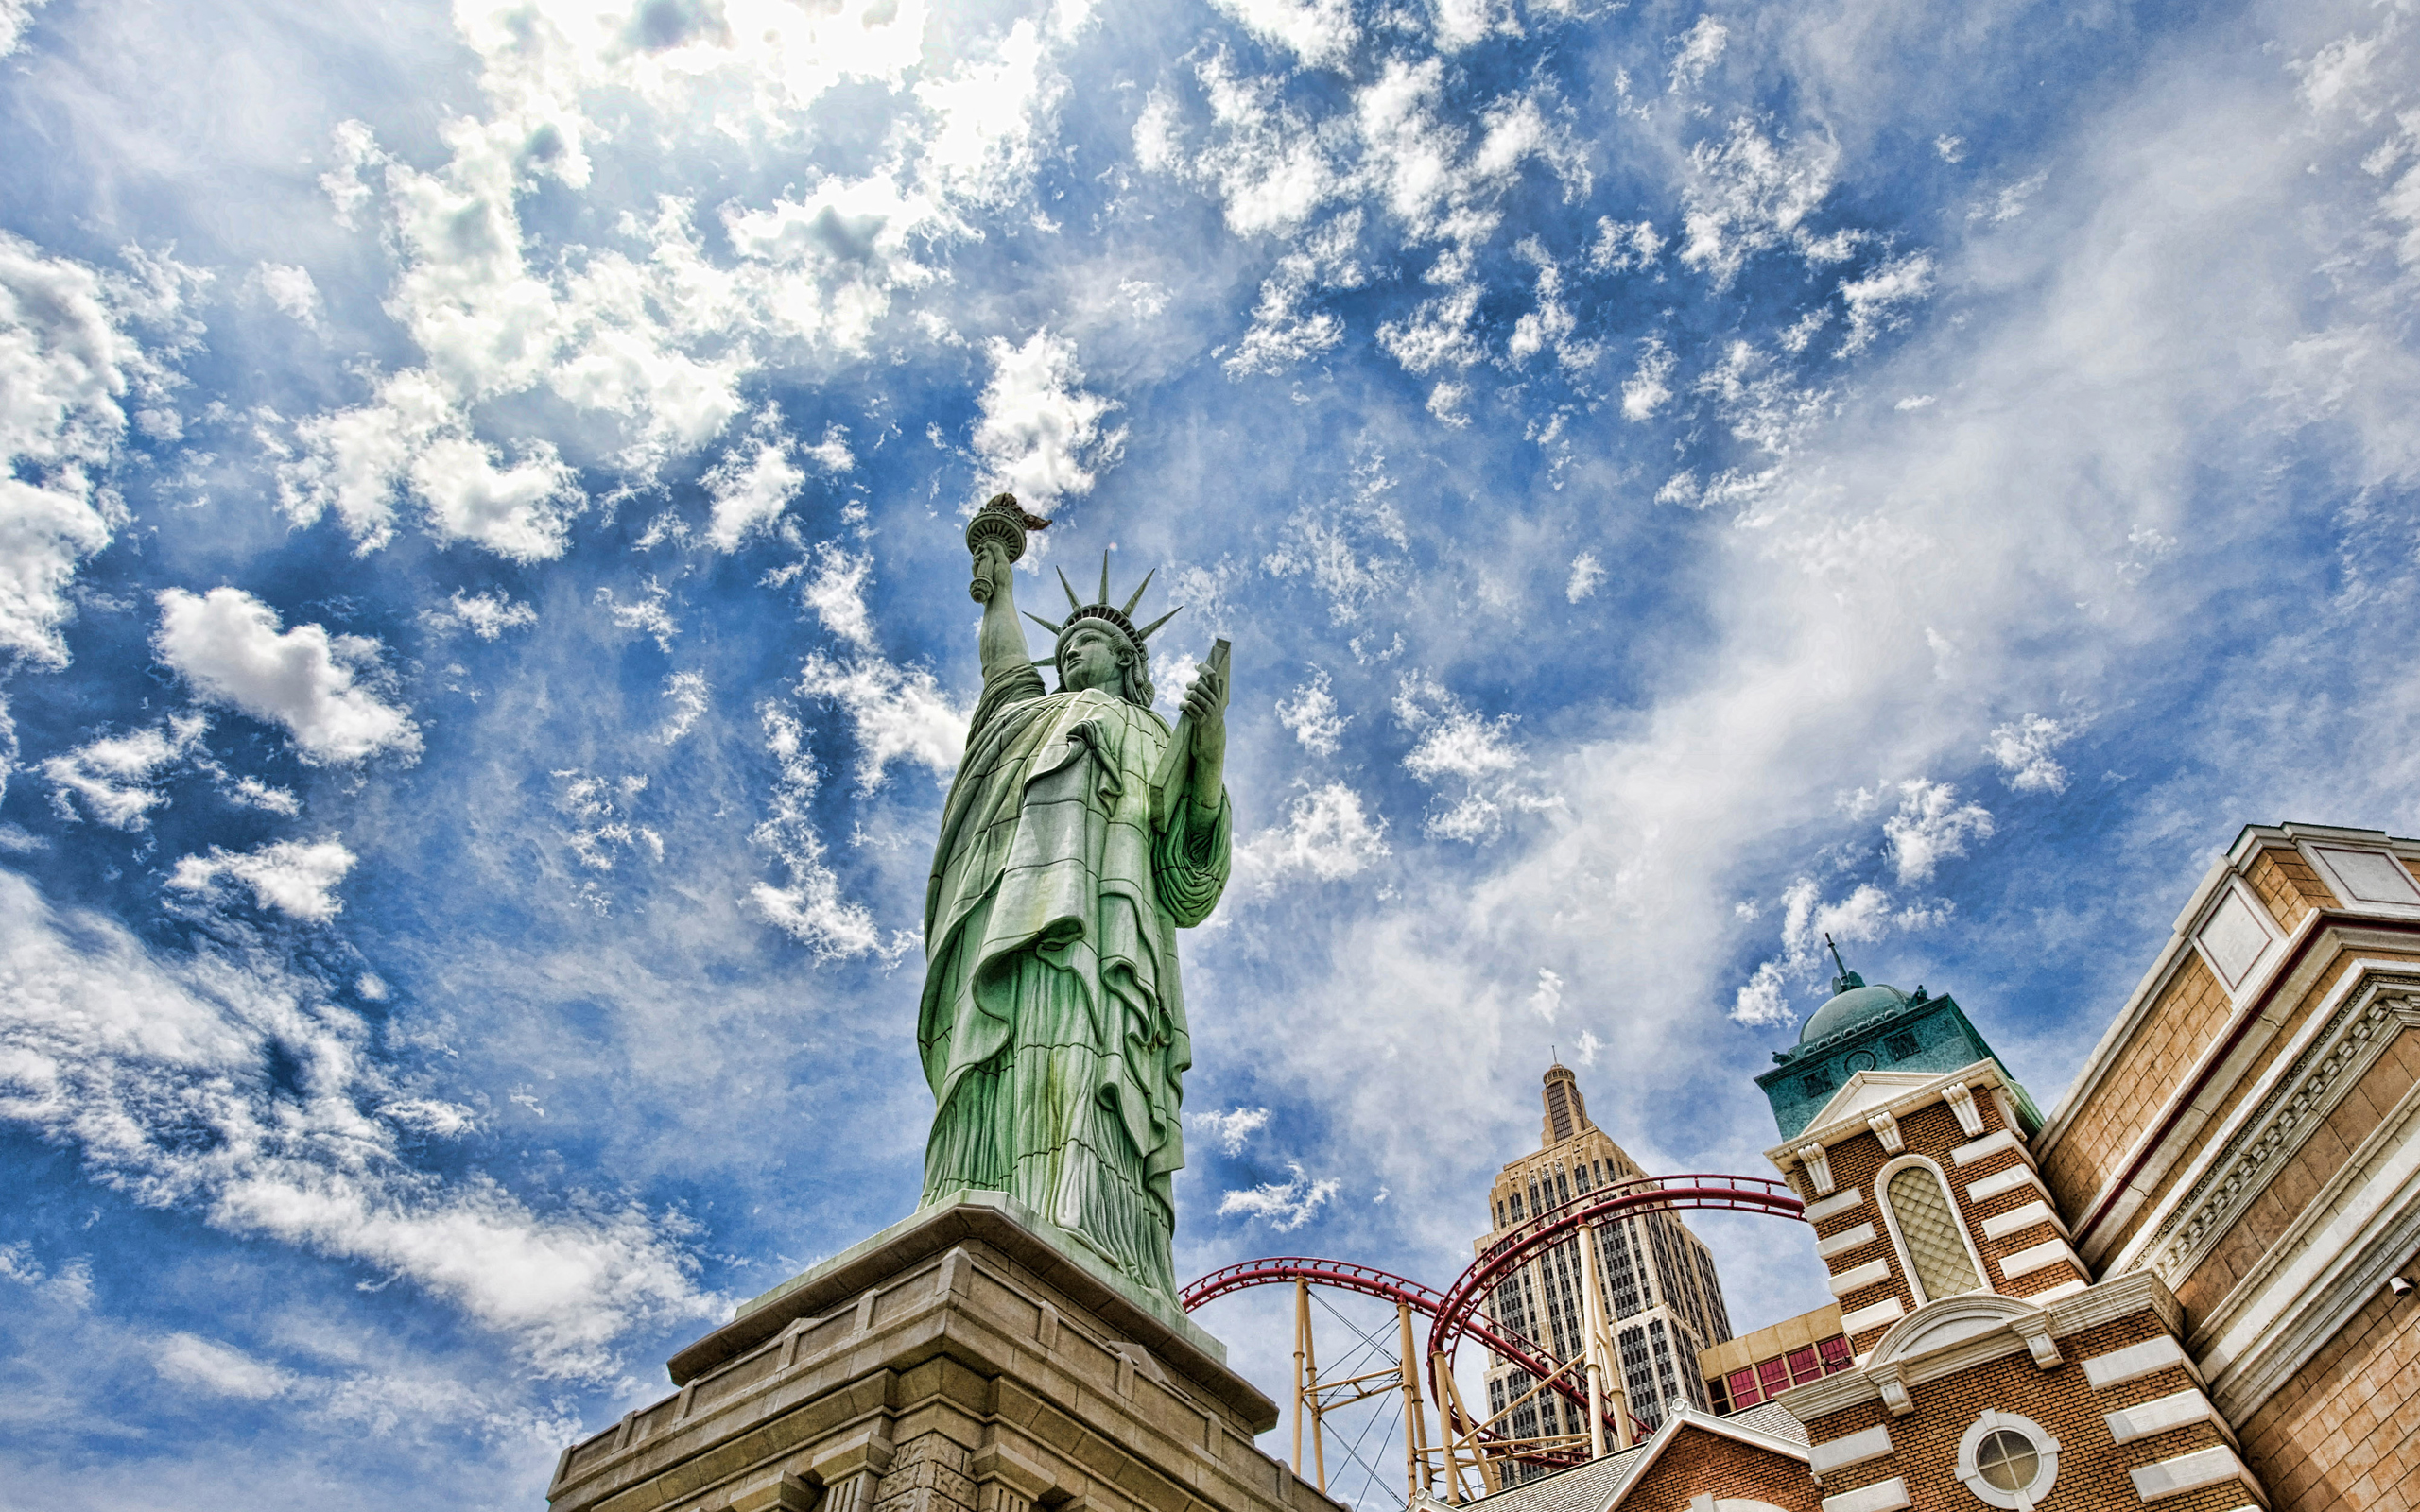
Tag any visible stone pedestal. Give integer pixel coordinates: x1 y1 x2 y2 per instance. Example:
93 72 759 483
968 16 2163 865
548 1194 1334 1512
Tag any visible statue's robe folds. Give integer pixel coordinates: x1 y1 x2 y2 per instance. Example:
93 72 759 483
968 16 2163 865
918 664 1230 1296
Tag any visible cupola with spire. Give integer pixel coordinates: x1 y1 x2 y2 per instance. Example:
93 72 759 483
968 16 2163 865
1752 936 2042 1142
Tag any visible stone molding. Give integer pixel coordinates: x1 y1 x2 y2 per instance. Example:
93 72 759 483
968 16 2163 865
1775 1271 2182 1422
1765 1061 2022 1174
2195 1063 2420 1420
1806 1424 1892 1480
668 1193 1252 1416
2128 1444 2261 1503
2126 979 2420 1285
2067 926 2420 1267
549 1202 1319 1512
2031 823 2408 1161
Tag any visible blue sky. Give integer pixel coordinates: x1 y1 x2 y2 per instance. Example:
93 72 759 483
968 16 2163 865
4 0 2419 1503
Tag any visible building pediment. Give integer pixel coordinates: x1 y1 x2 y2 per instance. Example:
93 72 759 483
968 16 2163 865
1865 1294 2046 1369
1801 1071 1940 1133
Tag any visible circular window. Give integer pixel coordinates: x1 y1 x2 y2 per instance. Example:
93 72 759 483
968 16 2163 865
1975 1430 2038 1490
1957 1411 2058 1510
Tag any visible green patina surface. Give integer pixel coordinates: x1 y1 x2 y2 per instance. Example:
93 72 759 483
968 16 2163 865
912 507 1231 1301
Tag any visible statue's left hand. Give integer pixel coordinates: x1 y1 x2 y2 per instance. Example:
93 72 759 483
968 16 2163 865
1183 661 1227 767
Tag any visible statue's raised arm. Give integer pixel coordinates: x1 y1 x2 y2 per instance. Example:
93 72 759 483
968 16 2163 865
917 495 1232 1298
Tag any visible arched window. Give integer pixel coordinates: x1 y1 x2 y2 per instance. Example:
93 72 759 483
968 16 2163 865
1883 1160 1983 1303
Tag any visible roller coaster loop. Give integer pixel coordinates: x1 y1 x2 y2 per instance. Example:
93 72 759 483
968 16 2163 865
1178 1171 1806 1494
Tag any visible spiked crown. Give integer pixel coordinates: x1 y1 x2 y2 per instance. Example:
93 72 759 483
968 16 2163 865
1022 552 1182 700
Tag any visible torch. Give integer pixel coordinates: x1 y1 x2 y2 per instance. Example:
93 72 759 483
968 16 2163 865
965 492 1049 602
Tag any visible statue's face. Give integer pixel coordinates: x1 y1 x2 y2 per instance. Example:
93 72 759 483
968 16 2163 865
1059 624 1127 694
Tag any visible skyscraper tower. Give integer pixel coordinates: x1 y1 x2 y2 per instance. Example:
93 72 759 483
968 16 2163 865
1476 1064 1735 1485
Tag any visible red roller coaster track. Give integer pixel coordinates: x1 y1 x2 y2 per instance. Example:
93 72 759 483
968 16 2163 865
1179 1173 1806 1466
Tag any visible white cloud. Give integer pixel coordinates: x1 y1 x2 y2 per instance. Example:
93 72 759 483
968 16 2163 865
1679 119 1841 288
224 775 301 816
1398 674 1522 782
1187 1105 1271 1156
1210 0 1357 70
596 576 678 651
1227 213 1362 376
166 837 358 923
1731 960 1790 1027
1566 552 1605 602
1426 380 1471 426
279 369 586 562
1263 453 1409 622
377 1098 476 1137
1216 1163 1339 1229
251 263 322 327
1396 671 1553 843
0 0 49 55
1838 250 1936 355
913 18 1065 209
1234 781 1391 891
798 542 876 650
655 670 710 745
42 713 206 830
749 701 908 962
703 430 805 552
1668 16 1727 92
0 235 195 667
0 868 715 1379
1971 172 2048 226
1934 133 1966 163
1529 967 1563 1023
551 771 662 877
1619 336 1676 421
1274 668 1349 755
796 652 969 791
1880 778 1994 884
154 588 421 765
972 330 1127 507
1985 714 2081 794
1177 52 1347 237
156 1332 294 1400
1506 239 1586 370
1589 217 1663 273
424 588 536 641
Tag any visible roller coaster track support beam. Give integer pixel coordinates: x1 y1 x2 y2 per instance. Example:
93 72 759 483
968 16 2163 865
1398 1300 1432 1500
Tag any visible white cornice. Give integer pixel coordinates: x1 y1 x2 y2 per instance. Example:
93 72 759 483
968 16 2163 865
2197 1068 2420 1419
1764 1061 2014 1171
2067 917 2409 1264
1598 1406 1809 1511
2040 827 2420 1162
2110 971 2420 1280
1768 1272 2181 1433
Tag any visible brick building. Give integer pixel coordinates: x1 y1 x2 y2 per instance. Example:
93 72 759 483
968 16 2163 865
1461 821 2420 1512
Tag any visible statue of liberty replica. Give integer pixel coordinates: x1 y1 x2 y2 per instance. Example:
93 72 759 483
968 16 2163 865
916 494 1232 1301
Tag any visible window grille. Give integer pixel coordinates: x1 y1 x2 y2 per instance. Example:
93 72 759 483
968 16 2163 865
1887 1163 1981 1301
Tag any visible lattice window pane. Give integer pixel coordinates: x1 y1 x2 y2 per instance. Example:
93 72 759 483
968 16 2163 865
1888 1164 1981 1301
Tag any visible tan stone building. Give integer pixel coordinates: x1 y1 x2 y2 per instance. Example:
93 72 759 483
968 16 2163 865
1477 1065 1736 1481
1465 821 2420 1512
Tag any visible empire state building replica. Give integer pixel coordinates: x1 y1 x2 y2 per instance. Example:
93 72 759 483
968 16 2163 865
1476 1064 1735 1485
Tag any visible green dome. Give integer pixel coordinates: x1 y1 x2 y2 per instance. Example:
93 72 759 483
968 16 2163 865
1801 980 1910 1043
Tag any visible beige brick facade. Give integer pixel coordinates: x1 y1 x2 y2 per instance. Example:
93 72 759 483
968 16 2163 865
2241 1238 2420 1510
2041 952 2228 1223
2175 1025 2420 1321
